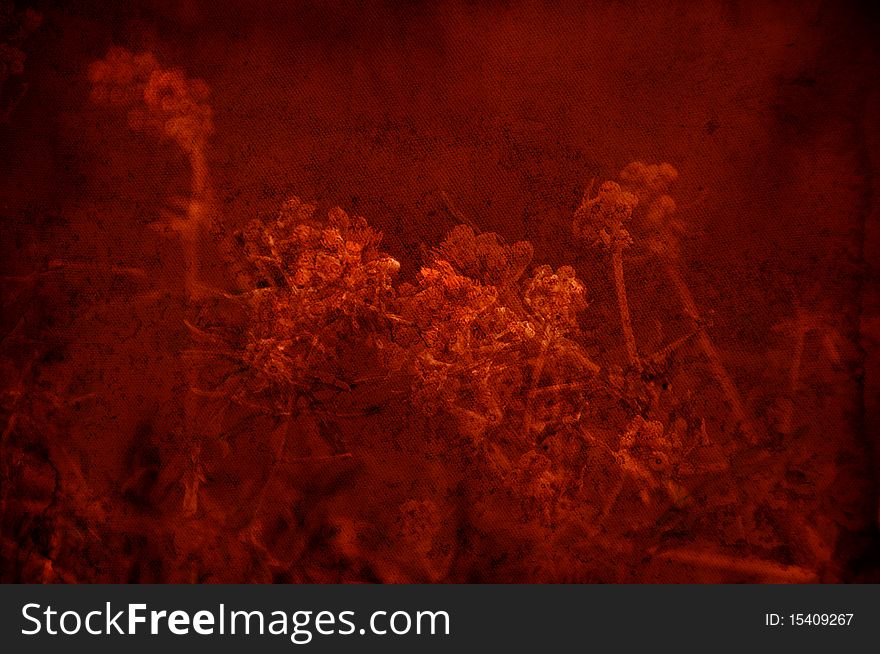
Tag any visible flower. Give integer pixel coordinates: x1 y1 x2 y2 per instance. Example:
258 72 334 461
89 48 213 153
618 161 684 257
240 199 399 401
431 224 533 285
572 181 638 248
523 265 587 335
619 161 678 197
406 260 500 341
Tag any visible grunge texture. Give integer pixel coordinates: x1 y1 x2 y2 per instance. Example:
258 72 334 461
1 0 879 582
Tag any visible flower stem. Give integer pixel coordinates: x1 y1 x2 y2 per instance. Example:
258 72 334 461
661 259 759 444
610 231 640 371
181 144 211 516
657 547 818 582
183 146 209 294
781 319 806 435
523 336 551 435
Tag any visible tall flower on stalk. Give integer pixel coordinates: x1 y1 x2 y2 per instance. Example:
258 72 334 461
87 48 213 148
89 47 215 513
771 302 843 435
88 47 214 236
573 180 641 370
619 161 759 444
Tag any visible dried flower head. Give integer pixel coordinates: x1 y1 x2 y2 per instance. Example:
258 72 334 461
619 161 678 197
241 199 399 401
407 260 500 343
89 47 213 153
619 161 683 258
523 265 587 335
432 224 533 285
572 181 638 248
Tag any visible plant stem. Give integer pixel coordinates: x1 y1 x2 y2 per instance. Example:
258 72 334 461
657 548 818 582
183 146 209 294
781 321 806 435
181 143 210 516
610 227 640 371
523 336 551 436
661 259 760 444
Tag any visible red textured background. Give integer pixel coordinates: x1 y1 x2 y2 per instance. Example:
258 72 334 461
1 0 878 582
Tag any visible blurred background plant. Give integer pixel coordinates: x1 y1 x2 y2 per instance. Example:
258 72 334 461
573 181 640 371
88 47 215 515
616 161 760 445
0 3 40 123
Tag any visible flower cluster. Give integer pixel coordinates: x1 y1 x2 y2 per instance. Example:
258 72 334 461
405 261 520 345
235 203 677 550
399 224 598 451
572 181 638 248
88 47 213 153
402 259 532 423
431 224 533 286
619 161 682 257
399 225 544 427
242 198 400 396
523 265 586 336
